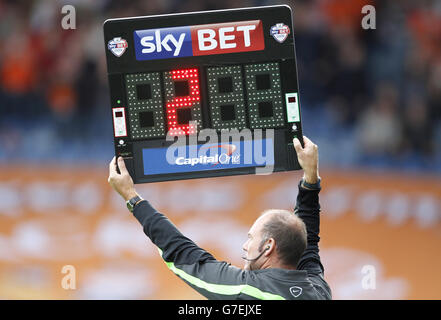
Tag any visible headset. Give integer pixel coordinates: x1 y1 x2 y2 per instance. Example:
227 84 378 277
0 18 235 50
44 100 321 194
242 245 270 262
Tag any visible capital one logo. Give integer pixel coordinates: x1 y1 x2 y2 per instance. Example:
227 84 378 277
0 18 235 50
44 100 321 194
133 20 264 61
175 144 240 166
204 144 240 167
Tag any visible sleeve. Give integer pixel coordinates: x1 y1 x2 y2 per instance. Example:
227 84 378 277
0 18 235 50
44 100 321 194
293 180 325 275
132 200 253 300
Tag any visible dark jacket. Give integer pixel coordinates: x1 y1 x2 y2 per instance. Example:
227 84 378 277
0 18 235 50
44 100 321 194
132 180 332 300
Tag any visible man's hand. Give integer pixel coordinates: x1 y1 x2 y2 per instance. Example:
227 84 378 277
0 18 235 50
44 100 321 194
293 136 319 184
108 156 138 201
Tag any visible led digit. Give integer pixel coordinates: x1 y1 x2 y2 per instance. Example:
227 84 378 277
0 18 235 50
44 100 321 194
245 62 285 129
163 68 202 135
206 65 246 130
125 72 165 139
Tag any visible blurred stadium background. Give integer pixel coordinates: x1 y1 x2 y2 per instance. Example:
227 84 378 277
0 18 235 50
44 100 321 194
0 0 440 299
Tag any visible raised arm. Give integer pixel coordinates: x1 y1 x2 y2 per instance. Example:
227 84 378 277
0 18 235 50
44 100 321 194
292 137 324 274
107 157 260 300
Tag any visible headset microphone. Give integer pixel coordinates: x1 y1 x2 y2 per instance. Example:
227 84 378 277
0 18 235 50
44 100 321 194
242 246 270 262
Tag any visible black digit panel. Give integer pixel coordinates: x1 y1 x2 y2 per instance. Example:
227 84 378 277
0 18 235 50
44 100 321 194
245 62 285 129
126 72 165 139
206 65 247 130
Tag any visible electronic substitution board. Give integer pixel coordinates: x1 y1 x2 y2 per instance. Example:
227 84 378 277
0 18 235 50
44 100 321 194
104 5 304 184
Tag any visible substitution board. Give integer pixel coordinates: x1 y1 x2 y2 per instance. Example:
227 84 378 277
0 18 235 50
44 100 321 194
103 5 304 183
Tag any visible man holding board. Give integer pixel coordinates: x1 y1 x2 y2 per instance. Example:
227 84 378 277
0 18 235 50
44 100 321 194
108 136 331 300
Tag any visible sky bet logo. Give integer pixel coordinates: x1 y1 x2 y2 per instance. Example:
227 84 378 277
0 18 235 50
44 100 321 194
133 20 264 61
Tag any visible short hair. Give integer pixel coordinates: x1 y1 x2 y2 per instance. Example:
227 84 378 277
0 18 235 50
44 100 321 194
258 209 307 268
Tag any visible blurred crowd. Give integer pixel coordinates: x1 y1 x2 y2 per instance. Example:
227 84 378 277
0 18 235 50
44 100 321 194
0 0 440 171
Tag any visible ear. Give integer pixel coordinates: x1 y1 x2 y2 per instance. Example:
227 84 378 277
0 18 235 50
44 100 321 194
264 238 276 257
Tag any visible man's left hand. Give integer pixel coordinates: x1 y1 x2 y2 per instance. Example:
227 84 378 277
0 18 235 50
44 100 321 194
108 156 138 201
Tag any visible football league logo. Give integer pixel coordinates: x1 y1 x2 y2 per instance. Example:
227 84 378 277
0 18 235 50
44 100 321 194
270 23 290 43
108 37 128 57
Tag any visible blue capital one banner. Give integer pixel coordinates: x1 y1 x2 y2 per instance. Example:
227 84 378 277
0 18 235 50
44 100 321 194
142 138 274 175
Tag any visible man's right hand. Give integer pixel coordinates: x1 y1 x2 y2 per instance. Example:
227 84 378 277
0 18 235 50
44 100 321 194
293 136 319 184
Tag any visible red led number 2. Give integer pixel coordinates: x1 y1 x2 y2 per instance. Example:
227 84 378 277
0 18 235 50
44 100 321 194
166 68 200 136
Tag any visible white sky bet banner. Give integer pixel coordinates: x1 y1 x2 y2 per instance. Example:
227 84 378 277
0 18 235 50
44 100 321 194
133 20 264 61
